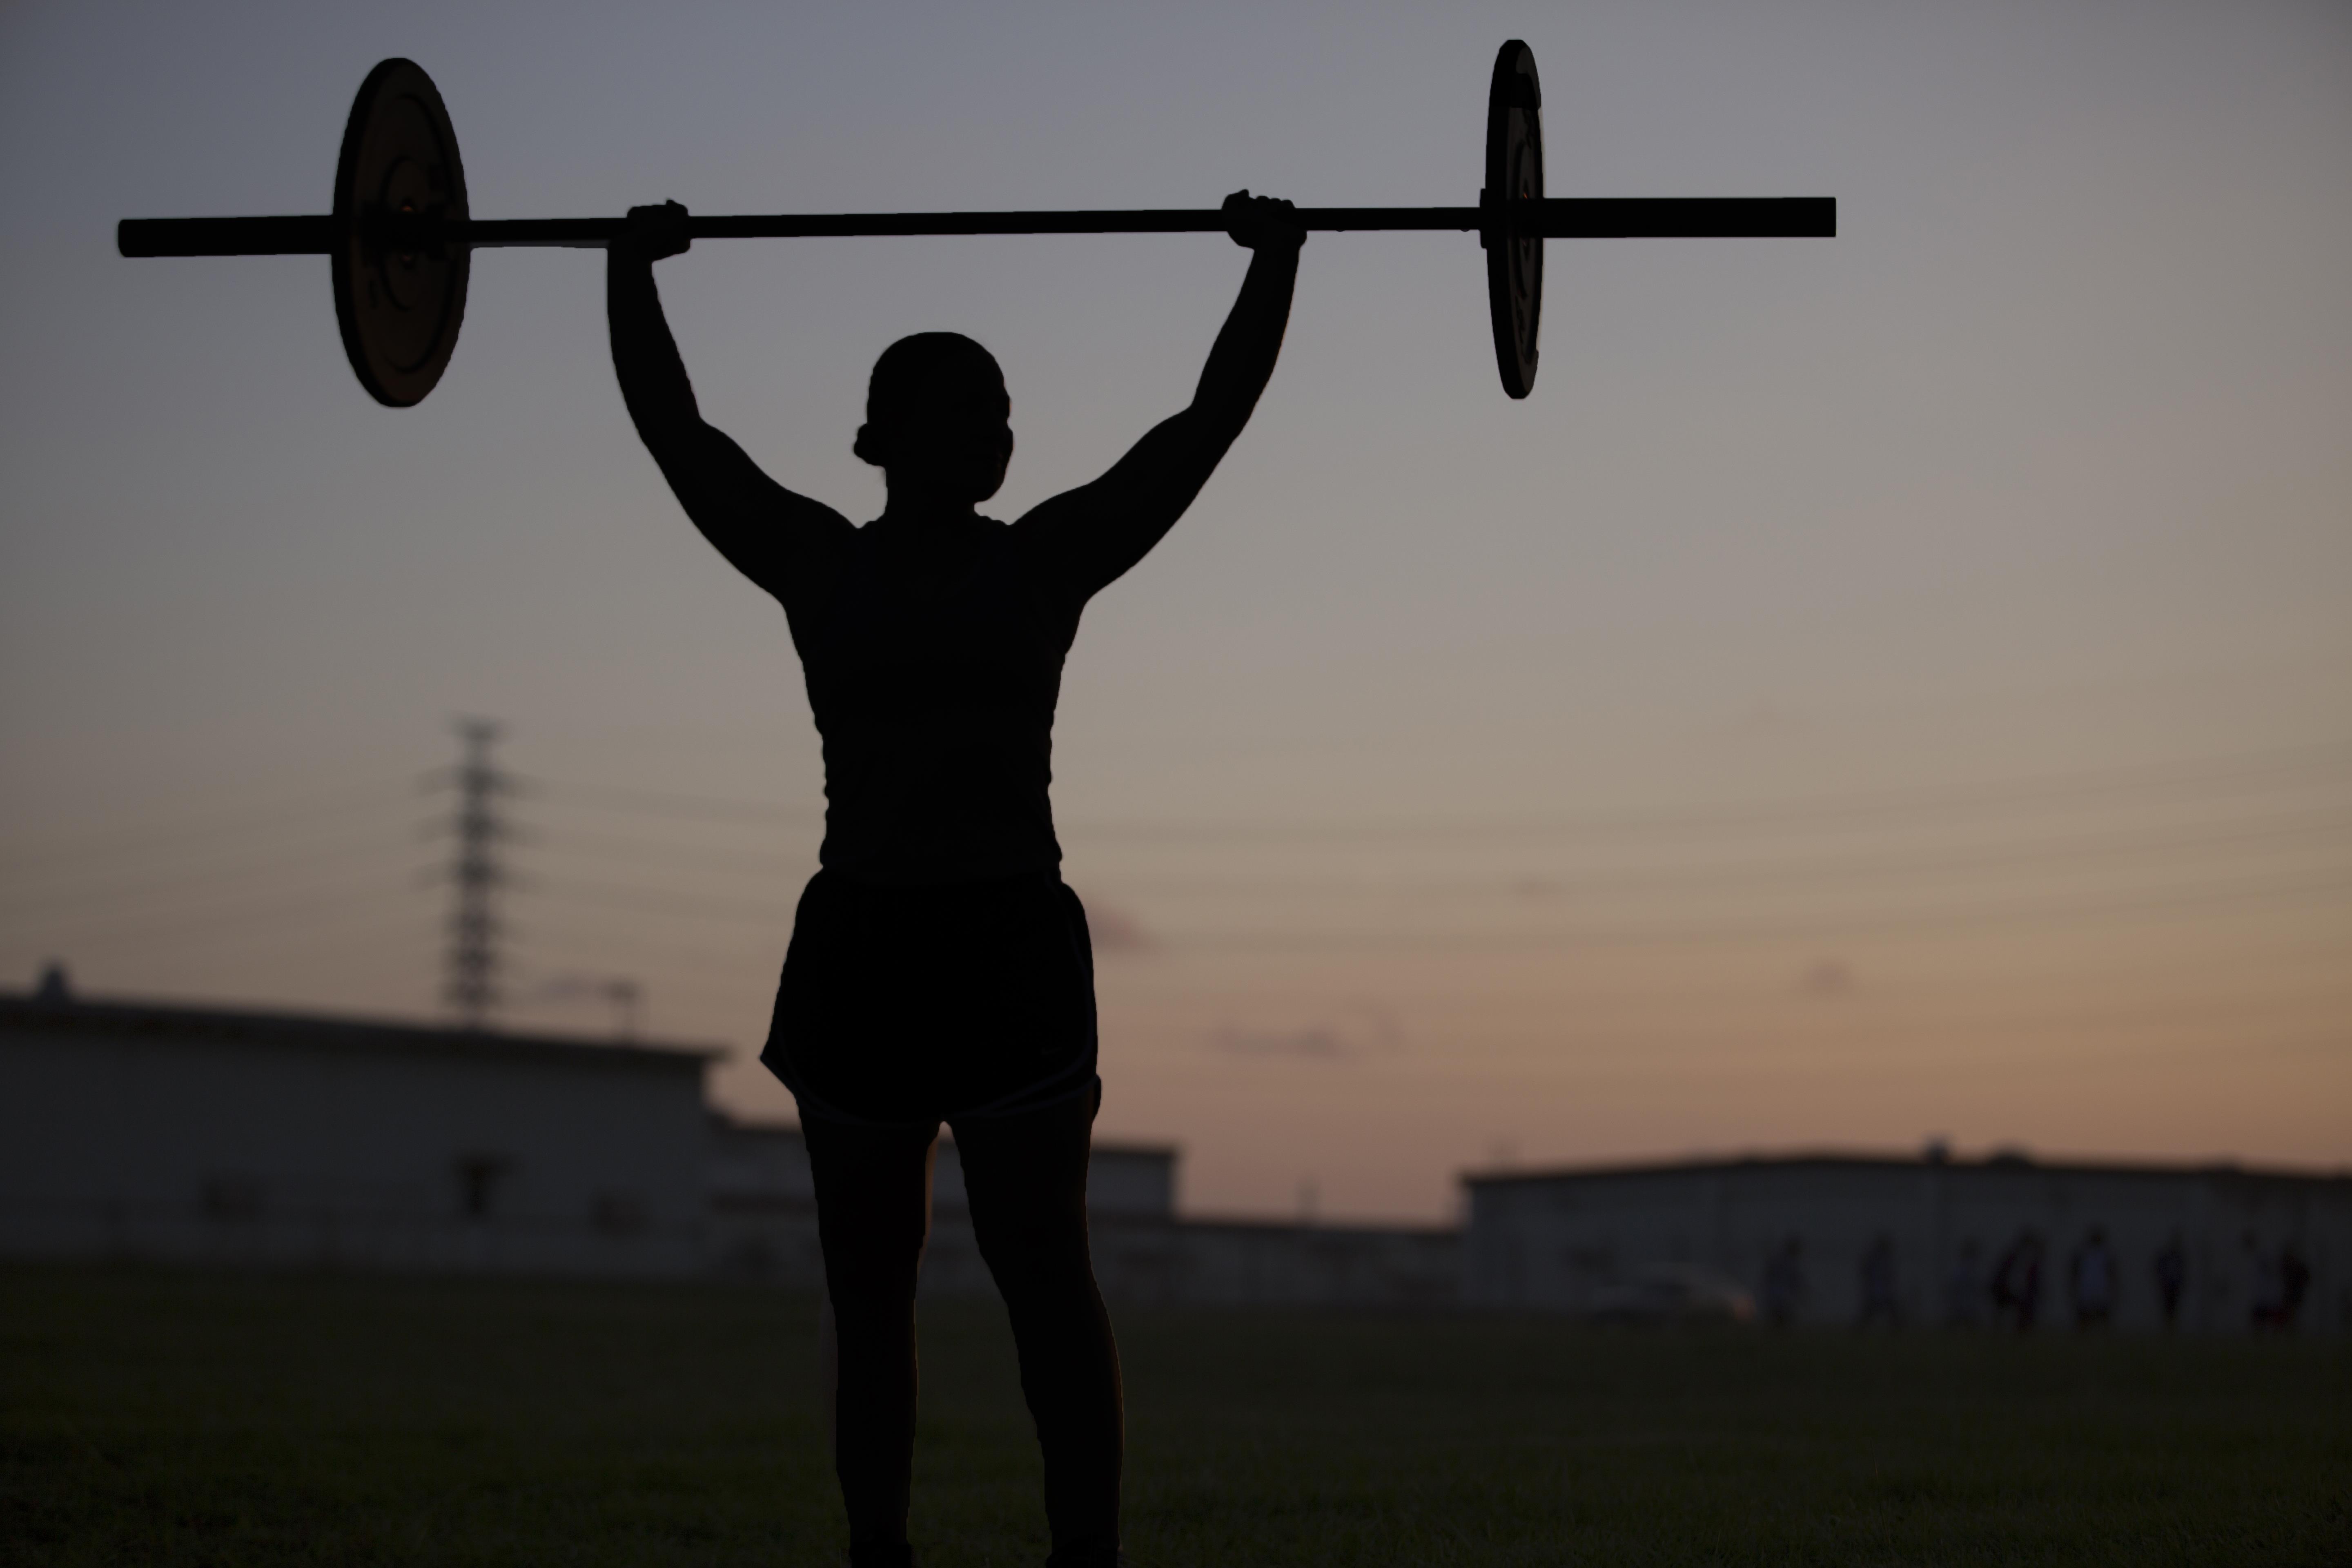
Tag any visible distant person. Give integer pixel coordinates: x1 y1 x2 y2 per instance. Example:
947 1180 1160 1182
609 192 1305 1568
1991 1230 2045 1333
2069 1226 2116 1329
1943 1238 1983 1329
1762 1235 1807 1327
1856 1233 1901 1329
2252 1240 2312 1332
2276 1243 2313 1330
1989 1237 2019 1327
2153 1231 2187 1330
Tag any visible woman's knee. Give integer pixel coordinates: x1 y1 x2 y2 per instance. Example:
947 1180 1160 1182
976 1216 1096 1294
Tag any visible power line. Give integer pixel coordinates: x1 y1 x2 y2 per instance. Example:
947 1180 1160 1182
15 800 2332 949
1076 809 2352 899
9 735 2340 888
518 945 777 989
1109 940 2352 1022
0 884 430 951
512 802 2351 903
1461 990 2352 1056
497 860 2350 947
518 877 801 924
0 829 419 921
511 923 786 981
1192 935 2352 1018
1421 1021 2350 1082
28 739 2329 993
526 824 815 879
501 737 2352 844
481 793 2352 949
1056 740 2352 842
519 777 822 826
1139 868 2352 953
0 781 408 878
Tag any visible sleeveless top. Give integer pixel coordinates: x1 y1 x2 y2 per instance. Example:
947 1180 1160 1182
786 517 1085 885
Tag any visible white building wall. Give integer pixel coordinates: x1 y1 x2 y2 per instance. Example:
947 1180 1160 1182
1466 1156 2351 1333
0 999 712 1278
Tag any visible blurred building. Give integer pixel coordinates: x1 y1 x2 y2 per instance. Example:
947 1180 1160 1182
0 982 713 1277
706 1115 1178 1294
1465 1152 2350 1334
12 979 2341 1328
0 980 1457 1305
710 1116 1460 1307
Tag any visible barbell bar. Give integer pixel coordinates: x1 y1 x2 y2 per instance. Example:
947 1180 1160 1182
117 44 1835 406
120 199 1832 254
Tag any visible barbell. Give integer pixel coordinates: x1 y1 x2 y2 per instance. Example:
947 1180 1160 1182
117 42 1833 407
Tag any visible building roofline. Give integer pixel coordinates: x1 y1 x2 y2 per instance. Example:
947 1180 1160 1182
0 990 723 1071
1461 1149 2352 1188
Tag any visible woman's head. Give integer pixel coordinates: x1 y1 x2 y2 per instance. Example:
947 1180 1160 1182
854 333 1013 506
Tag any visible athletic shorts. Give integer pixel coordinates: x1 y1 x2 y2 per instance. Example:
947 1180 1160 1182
760 868 1099 1127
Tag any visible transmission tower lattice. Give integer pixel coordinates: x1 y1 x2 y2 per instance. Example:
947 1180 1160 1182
442 719 510 1030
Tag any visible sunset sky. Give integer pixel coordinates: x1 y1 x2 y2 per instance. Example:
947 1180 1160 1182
3 0 2346 1219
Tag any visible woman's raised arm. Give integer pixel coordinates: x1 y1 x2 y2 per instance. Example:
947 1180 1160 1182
608 203 850 599
1016 192 1304 598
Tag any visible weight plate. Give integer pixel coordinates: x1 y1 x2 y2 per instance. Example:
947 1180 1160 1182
331 59 469 407
1483 40 1543 400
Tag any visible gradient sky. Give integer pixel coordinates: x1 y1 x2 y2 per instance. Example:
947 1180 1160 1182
3 0 2347 1219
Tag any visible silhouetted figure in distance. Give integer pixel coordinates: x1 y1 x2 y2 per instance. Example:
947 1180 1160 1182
2069 1225 2115 1329
608 192 1304 1568
2271 1241 2312 1330
1991 1229 2045 1333
1855 1232 1900 1329
2153 1229 2187 1330
2250 1237 2312 1331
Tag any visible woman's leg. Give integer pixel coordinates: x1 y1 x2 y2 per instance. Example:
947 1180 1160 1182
801 1112 942 1557
953 1087 1123 1562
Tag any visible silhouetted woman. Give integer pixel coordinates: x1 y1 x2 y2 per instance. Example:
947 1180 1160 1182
609 194 1302 1568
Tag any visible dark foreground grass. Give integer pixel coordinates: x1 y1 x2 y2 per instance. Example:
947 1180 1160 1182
2 1266 2344 1566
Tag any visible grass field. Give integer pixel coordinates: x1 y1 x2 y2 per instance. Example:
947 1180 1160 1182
2 1265 2345 1566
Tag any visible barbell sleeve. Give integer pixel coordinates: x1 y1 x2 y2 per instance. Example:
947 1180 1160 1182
118 216 336 256
1526 197 1834 238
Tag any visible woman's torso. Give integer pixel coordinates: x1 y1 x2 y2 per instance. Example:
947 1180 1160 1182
788 517 1082 884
